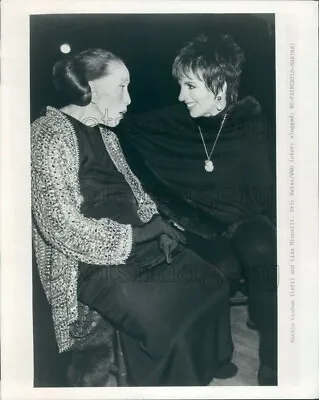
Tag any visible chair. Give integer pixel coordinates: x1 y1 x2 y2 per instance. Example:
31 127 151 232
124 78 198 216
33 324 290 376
114 330 128 386
229 278 248 306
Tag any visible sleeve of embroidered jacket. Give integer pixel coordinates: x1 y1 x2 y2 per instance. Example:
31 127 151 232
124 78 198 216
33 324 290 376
31 121 133 266
136 190 159 223
111 133 159 224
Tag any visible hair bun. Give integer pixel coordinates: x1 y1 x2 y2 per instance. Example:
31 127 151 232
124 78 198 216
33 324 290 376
52 55 92 106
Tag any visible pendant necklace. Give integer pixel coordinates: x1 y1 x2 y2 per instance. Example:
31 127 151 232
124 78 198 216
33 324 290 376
197 112 228 172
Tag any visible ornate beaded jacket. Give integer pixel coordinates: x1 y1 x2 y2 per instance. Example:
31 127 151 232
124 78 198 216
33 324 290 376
31 106 158 352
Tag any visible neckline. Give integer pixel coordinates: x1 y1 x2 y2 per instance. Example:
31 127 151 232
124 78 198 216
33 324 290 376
59 110 101 132
195 113 227 136
44 105 101 128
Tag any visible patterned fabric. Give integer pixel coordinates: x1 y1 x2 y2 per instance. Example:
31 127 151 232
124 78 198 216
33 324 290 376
31 106 158 352
99 128 158 223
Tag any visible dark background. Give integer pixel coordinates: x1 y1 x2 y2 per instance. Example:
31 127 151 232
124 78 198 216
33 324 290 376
30 13 275 125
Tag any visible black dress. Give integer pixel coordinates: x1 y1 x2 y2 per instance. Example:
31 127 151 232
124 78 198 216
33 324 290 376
64 114 234 386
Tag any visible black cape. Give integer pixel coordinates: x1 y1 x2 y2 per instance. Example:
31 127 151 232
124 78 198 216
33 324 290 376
117 96 276 238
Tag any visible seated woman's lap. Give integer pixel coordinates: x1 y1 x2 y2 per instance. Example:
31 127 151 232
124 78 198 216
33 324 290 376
229 216 277 332
184 216 276 290
184 231 243 296
229 216 276 281
77 246 228 356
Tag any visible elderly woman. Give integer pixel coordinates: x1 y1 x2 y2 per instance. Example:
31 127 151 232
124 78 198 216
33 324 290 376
31 48 237 386
117 34 277 386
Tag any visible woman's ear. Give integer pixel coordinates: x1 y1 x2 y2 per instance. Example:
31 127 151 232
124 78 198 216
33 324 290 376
217 81 227 98
216 81 228 112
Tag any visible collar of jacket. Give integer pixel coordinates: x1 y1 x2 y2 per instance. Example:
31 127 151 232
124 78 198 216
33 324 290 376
195 96 262 131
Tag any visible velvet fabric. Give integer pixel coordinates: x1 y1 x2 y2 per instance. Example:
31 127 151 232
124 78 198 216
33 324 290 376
116 97 277 378
117 96 276 238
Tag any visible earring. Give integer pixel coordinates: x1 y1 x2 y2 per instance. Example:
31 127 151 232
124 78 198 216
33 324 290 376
216 96 223 111
91 91 97 104
90 81 98 104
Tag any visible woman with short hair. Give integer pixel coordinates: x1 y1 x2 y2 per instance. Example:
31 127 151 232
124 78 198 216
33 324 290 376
119 34 277 386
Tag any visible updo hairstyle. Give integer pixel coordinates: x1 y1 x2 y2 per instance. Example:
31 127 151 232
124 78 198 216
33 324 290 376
52 48 122 106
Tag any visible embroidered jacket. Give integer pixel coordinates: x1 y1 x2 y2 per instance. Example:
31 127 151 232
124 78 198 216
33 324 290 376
31 106 158 353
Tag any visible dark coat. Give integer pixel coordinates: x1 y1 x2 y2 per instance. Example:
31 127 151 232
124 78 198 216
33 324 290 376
117 96 276 239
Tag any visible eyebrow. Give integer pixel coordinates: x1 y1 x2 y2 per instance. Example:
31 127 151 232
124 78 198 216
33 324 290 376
180 80 196 85
121 78 130 83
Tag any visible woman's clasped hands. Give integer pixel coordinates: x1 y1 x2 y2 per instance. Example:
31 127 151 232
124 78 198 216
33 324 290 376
132 215 187 264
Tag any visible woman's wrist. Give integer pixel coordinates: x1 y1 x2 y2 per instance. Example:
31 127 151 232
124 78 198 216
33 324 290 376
132 215 165 244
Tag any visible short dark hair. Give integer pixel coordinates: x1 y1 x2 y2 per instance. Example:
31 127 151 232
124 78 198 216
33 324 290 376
172 34 245 104
52 48 123 106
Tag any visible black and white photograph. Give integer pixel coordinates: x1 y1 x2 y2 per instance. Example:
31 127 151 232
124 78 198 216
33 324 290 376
1 1 318 399
30 13 277 388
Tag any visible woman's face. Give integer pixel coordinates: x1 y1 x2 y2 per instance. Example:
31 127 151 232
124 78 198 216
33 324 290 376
91 61 131 127
177 71 226 118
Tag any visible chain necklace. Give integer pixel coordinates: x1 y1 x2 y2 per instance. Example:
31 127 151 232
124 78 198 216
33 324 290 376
197 113 228 172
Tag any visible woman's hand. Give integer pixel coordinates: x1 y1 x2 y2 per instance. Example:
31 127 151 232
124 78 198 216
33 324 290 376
162 221 187 245
132 215 187 246
159 234 178 264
